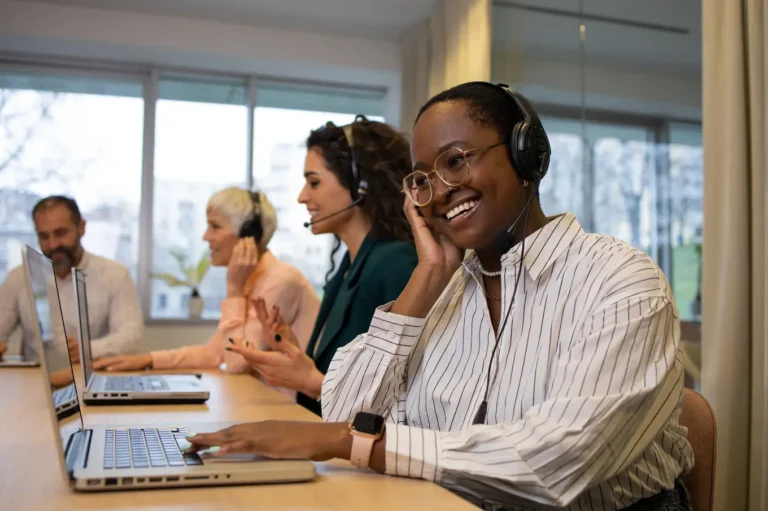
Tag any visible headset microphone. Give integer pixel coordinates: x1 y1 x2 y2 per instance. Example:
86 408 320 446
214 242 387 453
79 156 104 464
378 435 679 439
302 197 364 228
489 191 539 254
302 115 369 229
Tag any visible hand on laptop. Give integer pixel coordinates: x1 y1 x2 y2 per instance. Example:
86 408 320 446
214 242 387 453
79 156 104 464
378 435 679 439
93 353 153 371
0 341 6 359
66 336 80 364
185 421 351 462
50 368 74 389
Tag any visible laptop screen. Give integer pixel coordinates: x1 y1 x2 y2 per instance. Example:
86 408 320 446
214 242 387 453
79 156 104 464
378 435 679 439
22 245 84 435
73 269 94 384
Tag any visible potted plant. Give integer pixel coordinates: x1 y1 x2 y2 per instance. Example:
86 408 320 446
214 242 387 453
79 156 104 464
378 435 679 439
151 249 211 319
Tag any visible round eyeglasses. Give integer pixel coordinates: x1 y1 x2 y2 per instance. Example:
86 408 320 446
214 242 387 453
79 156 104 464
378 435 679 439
402 143 506 207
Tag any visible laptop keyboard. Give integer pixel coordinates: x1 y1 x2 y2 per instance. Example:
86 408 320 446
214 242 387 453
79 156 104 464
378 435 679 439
104 375 170 392
103 427 202 470
53 384 76 406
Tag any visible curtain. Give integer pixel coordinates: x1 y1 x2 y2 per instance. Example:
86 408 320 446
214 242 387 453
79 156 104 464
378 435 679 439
702 0 768 509
399 0 492 133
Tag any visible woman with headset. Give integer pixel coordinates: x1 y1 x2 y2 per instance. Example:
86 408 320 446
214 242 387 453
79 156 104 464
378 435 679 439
188 83 693 510
94 188 320 375
227 117 418 415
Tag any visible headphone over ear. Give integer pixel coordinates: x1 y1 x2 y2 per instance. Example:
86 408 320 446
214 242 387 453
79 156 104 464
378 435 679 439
238 191 264 241
341 114 370 203
495 83 551 184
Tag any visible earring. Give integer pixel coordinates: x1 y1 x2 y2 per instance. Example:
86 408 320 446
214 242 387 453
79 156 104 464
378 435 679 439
523 180 529 188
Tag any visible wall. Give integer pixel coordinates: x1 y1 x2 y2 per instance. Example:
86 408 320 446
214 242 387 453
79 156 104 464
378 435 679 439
0 0 403 124
141 323 216 352
492 51 702 121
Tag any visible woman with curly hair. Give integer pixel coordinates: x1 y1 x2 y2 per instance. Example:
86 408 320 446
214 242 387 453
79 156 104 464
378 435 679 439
230 115 418 415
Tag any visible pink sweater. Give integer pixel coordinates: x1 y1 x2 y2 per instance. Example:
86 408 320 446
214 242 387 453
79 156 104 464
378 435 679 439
151 252 320 373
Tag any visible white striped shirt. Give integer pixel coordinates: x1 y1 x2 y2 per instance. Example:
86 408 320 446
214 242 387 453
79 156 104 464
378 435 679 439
322 213 693 510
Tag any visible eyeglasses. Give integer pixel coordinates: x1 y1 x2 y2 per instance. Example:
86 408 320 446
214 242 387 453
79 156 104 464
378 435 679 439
402 142 506 206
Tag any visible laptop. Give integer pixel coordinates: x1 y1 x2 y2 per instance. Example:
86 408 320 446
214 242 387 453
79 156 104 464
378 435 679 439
20 245 78 419
72 268 209 405
0 351 40 368
23 246 316 491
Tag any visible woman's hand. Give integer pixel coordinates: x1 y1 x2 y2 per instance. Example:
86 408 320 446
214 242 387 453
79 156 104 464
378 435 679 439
226 237 259 298
93 353 153 371
389 198 462 318
50 368 74 389
228 304 323 398
405 197 462 279
185 421 351 461
252 298 299 348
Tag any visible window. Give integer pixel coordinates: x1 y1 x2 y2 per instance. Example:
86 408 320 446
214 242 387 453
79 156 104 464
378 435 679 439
0 71 143 282
669 123 703 320
252 82 385 291
150 76 248 319
542 114 702 319
0 64 387 321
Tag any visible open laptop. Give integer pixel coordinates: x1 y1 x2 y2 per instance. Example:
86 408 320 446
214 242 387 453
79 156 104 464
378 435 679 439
0 351 40 368
24 246 316 491
20 245 78 419
72 268 209 405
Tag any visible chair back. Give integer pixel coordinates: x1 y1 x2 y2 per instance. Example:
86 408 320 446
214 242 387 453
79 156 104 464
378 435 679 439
679 389 716 511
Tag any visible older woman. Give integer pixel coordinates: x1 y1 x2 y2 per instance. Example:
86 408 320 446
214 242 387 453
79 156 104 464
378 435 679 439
186 83 693 511
95 188 320 373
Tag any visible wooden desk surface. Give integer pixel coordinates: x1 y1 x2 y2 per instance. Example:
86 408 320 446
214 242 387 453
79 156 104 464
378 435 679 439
1 367 476 511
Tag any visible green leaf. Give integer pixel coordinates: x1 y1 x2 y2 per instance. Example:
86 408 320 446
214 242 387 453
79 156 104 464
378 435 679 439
194 253 211 286
169 248 188 273
150 272 192 288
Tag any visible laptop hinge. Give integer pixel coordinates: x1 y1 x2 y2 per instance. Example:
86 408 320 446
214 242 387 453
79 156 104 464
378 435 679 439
64 429 92 478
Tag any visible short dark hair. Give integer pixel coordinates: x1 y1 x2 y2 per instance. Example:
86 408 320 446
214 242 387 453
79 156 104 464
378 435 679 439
415 82 525 143
32 195 82 224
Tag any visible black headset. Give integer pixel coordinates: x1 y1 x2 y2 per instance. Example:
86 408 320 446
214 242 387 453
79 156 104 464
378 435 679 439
341 114 370 203
493 83 551 184
238 191 264 241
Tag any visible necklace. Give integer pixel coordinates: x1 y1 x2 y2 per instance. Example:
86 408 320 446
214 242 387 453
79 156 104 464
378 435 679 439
484 290 501 301
479 265 502 277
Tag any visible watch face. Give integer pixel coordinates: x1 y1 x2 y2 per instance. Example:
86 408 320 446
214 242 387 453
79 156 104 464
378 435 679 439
352 412 385 435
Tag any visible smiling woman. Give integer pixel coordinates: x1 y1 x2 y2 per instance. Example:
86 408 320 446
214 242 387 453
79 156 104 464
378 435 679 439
232 116 418 415
187 83 694 511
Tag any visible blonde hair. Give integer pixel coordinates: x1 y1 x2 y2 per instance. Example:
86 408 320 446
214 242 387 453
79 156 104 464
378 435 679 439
207 187 277 248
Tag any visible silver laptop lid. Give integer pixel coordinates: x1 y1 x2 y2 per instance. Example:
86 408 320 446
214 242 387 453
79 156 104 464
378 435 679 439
21 245 83 484
73 269 94 385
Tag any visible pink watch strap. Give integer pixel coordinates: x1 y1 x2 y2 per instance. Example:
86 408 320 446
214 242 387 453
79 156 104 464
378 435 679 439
350 434 377 469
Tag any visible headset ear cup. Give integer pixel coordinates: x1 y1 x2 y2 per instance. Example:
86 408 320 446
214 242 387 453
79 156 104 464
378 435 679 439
527 125 551 182
509 120 534 183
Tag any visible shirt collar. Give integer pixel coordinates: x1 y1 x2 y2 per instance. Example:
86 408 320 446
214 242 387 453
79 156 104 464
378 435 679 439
462 212 583 281
76 250 91 271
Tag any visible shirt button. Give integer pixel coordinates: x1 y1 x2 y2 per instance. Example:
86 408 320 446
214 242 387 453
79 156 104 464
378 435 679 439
387 332 396 340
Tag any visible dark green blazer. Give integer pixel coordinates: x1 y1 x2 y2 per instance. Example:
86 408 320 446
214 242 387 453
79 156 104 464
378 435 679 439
297 235 417 415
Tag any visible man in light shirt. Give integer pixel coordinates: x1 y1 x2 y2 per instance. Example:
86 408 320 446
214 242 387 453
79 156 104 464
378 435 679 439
0 195 143 363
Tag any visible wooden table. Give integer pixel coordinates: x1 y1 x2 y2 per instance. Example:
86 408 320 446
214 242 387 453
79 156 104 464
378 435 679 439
1 367 477 511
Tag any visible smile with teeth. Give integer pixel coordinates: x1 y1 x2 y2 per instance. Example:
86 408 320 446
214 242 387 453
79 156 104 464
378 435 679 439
445 199 479 221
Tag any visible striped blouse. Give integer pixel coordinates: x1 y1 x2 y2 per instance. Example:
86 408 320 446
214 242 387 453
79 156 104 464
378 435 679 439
321 212 694 510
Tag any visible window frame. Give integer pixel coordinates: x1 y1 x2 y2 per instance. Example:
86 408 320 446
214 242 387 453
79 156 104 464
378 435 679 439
0 57 387 324
537 103 701 318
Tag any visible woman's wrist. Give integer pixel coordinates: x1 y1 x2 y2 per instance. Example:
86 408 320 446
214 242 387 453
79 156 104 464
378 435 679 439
324 422 354 460
390 264 452 318
302 368 325 400
226 284 245 298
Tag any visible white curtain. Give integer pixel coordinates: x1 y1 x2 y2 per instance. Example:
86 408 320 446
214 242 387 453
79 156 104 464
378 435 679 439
702 0 768 509
400 0 491 133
